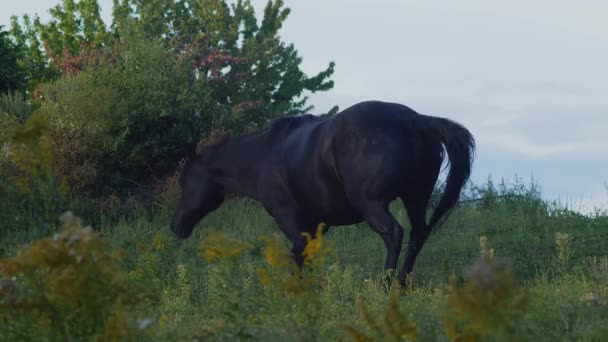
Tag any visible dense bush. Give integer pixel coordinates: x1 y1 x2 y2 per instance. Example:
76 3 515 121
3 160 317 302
0 212 155 341
0 108 68 235
34 35 211 195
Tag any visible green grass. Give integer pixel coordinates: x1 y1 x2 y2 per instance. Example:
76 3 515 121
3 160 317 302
2 192 608 341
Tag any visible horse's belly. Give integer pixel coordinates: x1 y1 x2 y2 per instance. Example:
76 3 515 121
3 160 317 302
304 190 363 226
322 209 364 226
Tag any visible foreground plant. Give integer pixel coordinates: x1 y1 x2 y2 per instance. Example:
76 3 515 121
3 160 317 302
194 224 336 340
0 212 155 341
6 112 67 226
258 223 337 339
257 223 333 295
194 230 258 340
442 236 528 341
338 286 417 342
199 230 254 263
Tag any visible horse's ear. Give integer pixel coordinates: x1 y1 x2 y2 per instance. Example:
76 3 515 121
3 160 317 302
320 105 339 118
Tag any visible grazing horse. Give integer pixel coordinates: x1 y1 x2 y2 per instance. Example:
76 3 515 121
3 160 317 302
172 100 475 285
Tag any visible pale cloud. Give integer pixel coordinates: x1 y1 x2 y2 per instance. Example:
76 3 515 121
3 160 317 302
478 133 589 158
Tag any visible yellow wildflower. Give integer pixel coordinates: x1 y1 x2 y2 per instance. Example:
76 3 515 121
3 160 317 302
158 314 168 328
256 268 272 285
152 232 167 253
198 231 253 263
260 234 293 268
301 223 332 265
479 235 494 261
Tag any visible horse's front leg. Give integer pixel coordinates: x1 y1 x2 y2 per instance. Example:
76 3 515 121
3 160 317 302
270 209 316 268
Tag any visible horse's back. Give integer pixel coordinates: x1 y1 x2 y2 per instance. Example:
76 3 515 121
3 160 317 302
330 100 420 125
328 101 444 200
273 100 440 188
261 101 442 223
327 100 433 152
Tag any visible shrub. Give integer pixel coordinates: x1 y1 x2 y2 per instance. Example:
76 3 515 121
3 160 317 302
0 212 156 340
441 236 528 340
338 288 418 342
38 36 213 196
1 111 67 231
0 90 38 183
0 91 38 124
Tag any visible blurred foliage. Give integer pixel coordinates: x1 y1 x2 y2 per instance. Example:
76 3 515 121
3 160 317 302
1 112 66 229
441 236 528 341
37 35 212 196
0 212 156 341
338 287 418 342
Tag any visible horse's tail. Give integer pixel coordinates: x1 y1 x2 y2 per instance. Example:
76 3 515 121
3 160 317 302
423 115 475 230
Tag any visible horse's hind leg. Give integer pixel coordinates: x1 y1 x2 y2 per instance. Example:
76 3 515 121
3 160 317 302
398 196 433 286
355 201 405 279
397 145 442 287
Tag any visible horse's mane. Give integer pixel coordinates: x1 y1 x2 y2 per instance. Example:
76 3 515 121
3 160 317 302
182 115 323 177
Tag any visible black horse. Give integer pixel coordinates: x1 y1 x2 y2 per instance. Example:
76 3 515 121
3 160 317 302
172 100 475 285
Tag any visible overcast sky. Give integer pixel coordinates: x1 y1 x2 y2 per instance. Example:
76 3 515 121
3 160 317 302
3 0 607 212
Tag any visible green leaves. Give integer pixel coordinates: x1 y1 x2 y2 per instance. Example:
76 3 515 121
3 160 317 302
9 0 112 90
42 0 112 57
37 37 213 195
0 26 27 94
0 212 155 341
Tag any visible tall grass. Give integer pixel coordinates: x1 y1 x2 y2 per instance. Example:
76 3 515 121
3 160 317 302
1 178 608 340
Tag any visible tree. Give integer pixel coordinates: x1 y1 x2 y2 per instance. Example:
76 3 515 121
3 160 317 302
11 0 335 129
0 25 27 94
9 0 113 90
9 15 59 91
40 0 112 58
38 35 213 195
113 0 335 130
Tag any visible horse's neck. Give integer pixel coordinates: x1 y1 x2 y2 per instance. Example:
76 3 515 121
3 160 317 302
212 136 266 200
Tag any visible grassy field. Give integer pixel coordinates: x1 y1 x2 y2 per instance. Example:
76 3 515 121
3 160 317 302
1 181 608 341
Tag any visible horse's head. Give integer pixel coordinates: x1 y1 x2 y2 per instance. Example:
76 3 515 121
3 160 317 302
171 156 224 239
